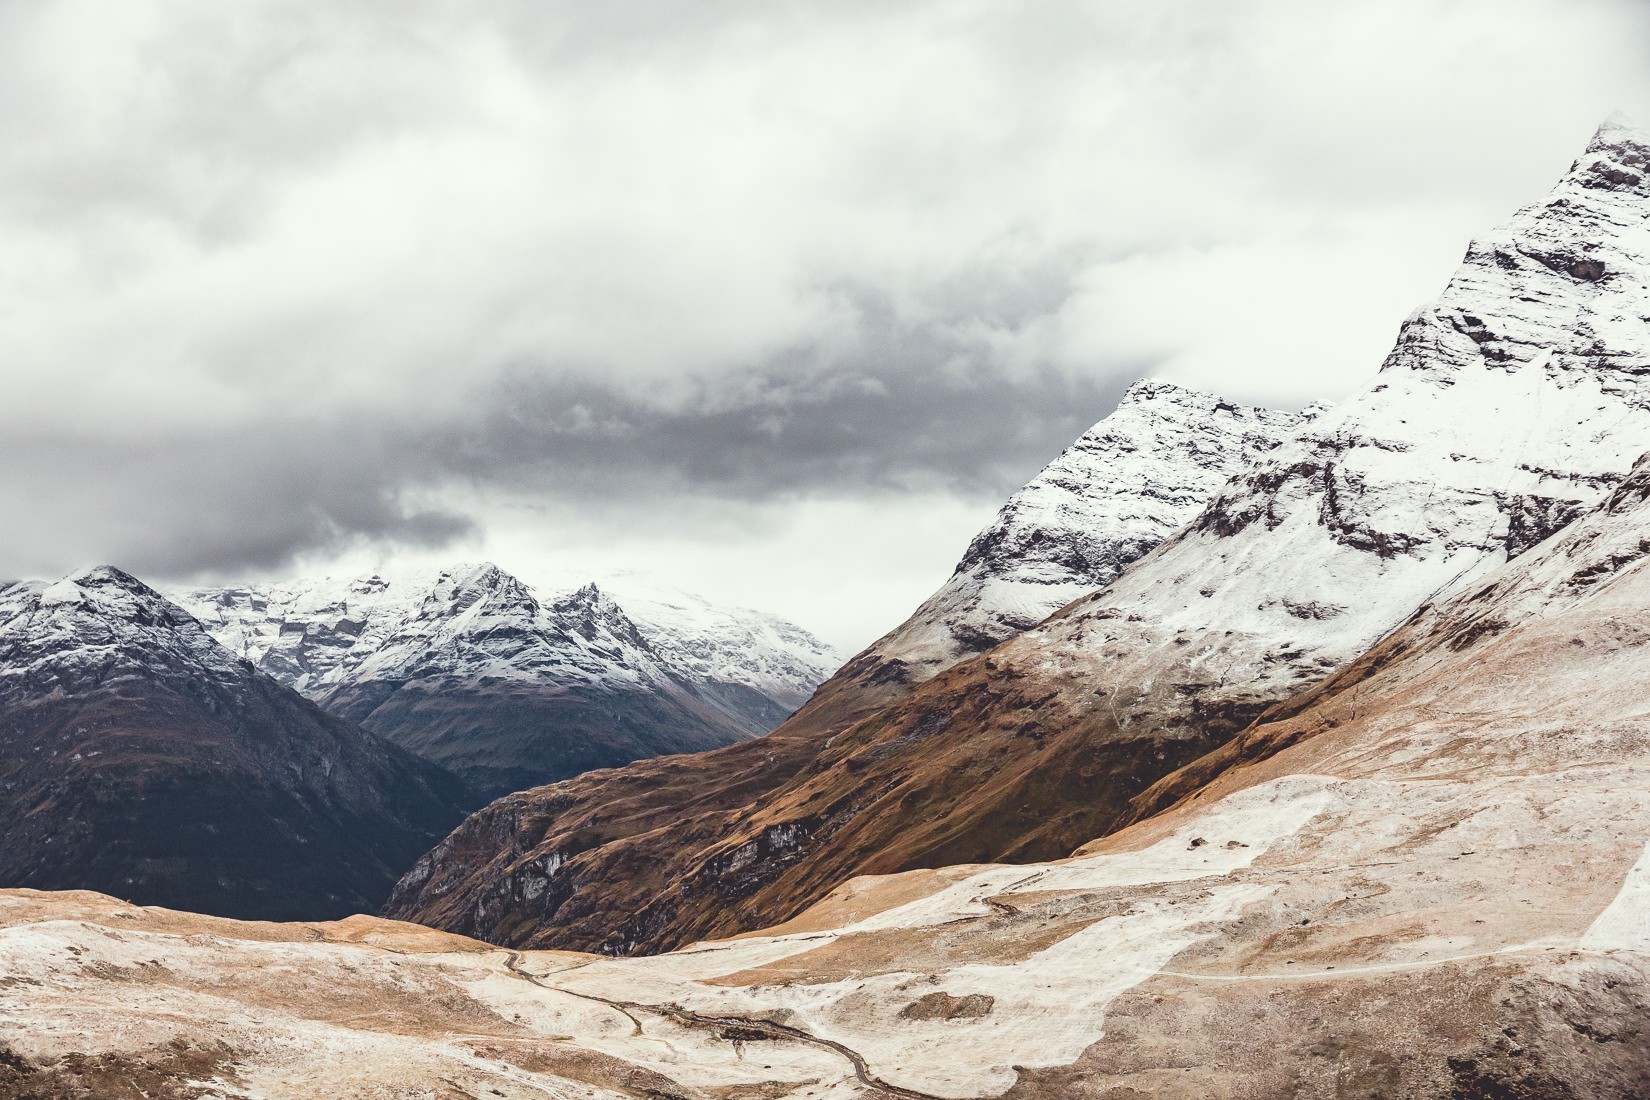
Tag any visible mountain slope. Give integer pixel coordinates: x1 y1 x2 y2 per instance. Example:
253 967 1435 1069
17 460 1650 1093
176 564 839 799
0 567 468 921
388 116 1650 955
603 580 841 730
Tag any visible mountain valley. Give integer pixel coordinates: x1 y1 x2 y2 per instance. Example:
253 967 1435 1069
14 448 1650 1092
388 117 1650 957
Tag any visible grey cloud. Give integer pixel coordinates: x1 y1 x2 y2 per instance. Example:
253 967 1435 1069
0 281 1139 579
462 289 1139 499
1 430 476 578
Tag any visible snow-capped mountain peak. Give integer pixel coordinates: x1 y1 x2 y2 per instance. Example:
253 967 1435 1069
860 378 1320 682
1 565 249 697
1577 110 1643 175
169 564 841 797
0 565 469 920
1038 113 1650 711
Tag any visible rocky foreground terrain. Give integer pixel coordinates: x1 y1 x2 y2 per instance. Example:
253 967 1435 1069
388 116 1650 956
11 451 1650 1094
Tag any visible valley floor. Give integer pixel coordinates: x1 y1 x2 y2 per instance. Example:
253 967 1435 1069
5 751 1650 1099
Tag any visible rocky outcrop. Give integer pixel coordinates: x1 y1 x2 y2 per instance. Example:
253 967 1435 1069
0 567 468 920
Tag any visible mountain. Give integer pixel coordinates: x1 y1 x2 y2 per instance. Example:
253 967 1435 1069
0 566 468 921
387 117 1650 956
15 457 1650 1092
864 378 1318 684
382 385 1315 952
173 563 840 799
579 578 841 729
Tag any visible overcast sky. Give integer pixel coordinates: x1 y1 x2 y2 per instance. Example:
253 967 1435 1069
5 0 1650 649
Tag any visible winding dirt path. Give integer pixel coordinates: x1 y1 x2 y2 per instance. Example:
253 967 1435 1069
501 951 943 1099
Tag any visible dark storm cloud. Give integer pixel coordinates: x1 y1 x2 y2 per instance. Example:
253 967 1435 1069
0 282 1139 578
0 429 477 577
464 298 1140 500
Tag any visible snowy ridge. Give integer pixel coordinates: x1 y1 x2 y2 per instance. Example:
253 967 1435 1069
172 563 841 795
599 583 839 713
1012 116 1650 713
865 379 1319 680
0 566 252 697
173 563 840 723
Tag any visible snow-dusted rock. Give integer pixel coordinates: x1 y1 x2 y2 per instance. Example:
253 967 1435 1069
1029 114 1650 715
2 566 251 696
866 379 1317 681
172 564 840 798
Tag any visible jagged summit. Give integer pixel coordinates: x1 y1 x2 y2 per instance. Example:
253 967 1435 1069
855 378 1316 682
1 564 250 695
1586 110 1649 154
41 564 175 612
548 580 652 648
1114 376 1203 404
65 563 145 588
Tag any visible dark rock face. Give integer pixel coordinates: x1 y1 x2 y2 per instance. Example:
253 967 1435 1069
0 567 468 921
312 580 776 801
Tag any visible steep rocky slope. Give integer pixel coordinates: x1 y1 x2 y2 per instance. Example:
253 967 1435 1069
389 116 1650 955
0 567 468 921
16 457 1650 1094
176 563 839 799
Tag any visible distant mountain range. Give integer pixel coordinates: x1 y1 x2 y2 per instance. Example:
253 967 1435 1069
172 564 839 799
0 562 838 918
